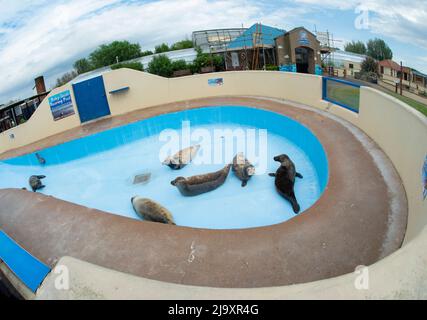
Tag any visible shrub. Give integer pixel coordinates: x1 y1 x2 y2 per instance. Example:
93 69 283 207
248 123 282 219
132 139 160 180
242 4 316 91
148 54 173 77
171 59 189 71
171 39 194 51
361 56 378 74
266 64 279 71
154 43 170 54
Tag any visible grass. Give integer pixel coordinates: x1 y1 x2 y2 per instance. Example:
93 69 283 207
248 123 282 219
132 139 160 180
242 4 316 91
384 91 427 117
326 81 360 112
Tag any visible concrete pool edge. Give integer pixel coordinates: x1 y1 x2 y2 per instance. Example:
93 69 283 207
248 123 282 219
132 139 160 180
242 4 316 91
0 96 408 290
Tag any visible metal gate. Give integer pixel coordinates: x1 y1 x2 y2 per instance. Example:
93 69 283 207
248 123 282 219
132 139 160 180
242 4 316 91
72 76 111 123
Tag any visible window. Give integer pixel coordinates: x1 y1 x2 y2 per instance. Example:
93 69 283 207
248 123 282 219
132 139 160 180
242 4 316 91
380 66 384 74
349 64 354 69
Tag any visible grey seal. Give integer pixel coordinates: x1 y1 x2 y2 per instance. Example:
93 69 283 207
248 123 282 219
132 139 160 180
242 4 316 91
171 164 231 196
232 152 255 187
162 144 201 170
29 175 46 192
131 196 175 225
269 154 303 214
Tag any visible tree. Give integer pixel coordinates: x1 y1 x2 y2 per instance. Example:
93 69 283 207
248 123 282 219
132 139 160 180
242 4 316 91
111 62 144 72
89 40 142 68
73 58 93 74
55 71 78 87
148 55 173 77
171 39 193 51
171 59 188 71
192 47 224 72
361 56 379 74
140 50 153 57
154 43 170 54
366 38 393 61
344 41 366 55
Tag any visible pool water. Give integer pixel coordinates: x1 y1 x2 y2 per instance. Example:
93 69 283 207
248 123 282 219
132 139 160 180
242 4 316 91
0 106 328 229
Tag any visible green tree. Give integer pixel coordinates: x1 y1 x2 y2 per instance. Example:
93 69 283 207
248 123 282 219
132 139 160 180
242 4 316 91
361 56 379 73
55 71 78 87
192 47 223 72
73 58 93 74
171 39 193 51
344 41 367 55
154 43 170 54
171 59 188 71
148 54 173 77
140 50 153 57
366 38 393 61
111 62 144 72
89 40 142 68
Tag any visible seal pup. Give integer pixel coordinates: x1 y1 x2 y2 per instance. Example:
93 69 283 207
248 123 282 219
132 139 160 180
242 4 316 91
162 144 201 170
232 152 255 187
29 175 46 192
171 164 231 196
131 196 175 225
35 153 46 165
269 154 303 214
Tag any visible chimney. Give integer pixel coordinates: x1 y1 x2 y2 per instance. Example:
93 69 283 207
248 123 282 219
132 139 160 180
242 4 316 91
34 76 46 95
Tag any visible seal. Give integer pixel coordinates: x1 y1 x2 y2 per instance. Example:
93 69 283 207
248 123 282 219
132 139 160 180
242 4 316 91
171 164 231 196
35 153 46 165
162 144 201 170
131 196 175 225
232 152 255 187
269 154 303 214
29 175 46 192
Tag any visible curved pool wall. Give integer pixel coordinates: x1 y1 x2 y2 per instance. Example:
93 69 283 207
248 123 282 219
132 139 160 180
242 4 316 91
0 106 328 229
0 69 426 298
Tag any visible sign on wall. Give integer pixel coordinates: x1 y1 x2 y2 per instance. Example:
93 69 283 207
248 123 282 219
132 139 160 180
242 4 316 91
423 155 427 200
299 30 311 46
208 78 224 86
48 90 75 121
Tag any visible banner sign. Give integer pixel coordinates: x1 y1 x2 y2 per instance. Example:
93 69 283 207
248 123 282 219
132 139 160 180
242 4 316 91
49 90 75 121
208 78 224 86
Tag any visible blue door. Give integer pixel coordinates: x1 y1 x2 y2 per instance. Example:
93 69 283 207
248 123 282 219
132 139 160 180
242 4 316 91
73 76 111 123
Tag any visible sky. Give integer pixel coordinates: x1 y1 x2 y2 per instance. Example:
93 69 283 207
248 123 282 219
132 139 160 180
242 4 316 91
0 0 426 103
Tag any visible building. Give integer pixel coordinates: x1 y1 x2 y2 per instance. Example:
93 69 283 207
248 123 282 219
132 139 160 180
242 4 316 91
0 77 49 133
224 23 285 70
323 49 367 77
276 27 322 75
378 59 427 94
192 28 246 54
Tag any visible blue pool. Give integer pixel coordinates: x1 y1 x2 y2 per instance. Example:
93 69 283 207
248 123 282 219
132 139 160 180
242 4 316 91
0 106 328 229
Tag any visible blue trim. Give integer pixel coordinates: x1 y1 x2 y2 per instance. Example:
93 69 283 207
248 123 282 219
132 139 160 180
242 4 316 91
109 87 130 94
0 230 51 292
322 77 360 113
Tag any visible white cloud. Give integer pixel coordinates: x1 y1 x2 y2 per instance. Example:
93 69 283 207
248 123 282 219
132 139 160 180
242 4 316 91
1 0 426 102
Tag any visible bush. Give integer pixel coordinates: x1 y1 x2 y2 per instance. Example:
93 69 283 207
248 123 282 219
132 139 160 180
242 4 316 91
266 64 279 71
155 43 170 54
192 47 224 73
55 71 78 87
171 59 188 71
89 40 142 68
111 62 144 71
171 39 193 51
148 55 173 77
361 56 378 74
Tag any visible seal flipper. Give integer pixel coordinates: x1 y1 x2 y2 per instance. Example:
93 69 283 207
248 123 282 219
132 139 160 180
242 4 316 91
296 172 303 179
288 192 300 214
36 175 46 179
268 173 276 177
241 180 247 187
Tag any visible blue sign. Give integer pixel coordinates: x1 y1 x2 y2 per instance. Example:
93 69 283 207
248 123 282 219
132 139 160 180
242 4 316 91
48 90 75 121
423 155 427 200
299 30 311 46
208 78 224 86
